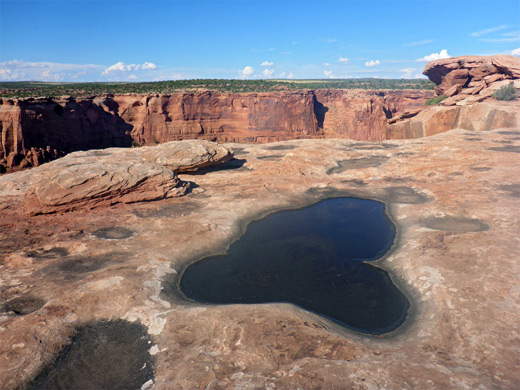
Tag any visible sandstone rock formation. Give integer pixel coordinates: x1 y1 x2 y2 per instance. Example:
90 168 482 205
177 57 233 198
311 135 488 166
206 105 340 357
387 55 520 138
142 139 233 173
20 140 233 216
423 54 520 95
0 129 519 389
387 101 519 138
0 90 431 171
24 161 187 216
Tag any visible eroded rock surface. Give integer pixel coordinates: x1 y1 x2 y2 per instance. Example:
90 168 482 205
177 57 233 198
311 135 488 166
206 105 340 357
11 140 232 215
423 54 520 95
143 139 233 173
388 55 520 138
0 129 519 389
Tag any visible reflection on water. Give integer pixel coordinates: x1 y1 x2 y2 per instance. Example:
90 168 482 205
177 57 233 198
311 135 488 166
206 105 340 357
180 198 410 334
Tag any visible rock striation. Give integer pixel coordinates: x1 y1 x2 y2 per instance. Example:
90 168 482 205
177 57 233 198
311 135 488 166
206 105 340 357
423 54 520 96
142 139 233 173
0 90 430 171
21 140 233 216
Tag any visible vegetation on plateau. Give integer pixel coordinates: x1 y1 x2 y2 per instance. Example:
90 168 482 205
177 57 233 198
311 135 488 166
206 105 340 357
0 78 434 99
493 83 517 101
425 95 447 106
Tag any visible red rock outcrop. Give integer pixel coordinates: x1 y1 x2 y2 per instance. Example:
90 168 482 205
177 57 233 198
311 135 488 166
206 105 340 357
423 54 520 95
387 55 520 138
0 90 432 171
23 140 233 216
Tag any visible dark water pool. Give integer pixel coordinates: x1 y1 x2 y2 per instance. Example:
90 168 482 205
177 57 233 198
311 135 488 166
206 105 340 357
179 198 410 334
25 320 154 390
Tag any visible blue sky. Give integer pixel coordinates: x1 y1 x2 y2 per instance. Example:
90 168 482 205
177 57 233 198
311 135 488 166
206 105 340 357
1 0 519 81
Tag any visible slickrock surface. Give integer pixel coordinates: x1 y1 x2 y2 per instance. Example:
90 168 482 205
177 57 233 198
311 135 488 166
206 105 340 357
0 129 519 389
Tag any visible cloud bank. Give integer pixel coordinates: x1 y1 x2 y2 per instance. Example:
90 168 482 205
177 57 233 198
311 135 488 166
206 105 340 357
416 49 450 62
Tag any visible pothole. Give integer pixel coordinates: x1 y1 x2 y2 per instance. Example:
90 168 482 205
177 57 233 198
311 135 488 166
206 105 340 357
24 319 155 390
92 227 135 240
173 198 409 335
421 216 489 232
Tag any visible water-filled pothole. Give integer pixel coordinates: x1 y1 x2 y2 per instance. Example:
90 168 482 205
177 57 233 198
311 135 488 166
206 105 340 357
178 198 410 334
25 319 154 390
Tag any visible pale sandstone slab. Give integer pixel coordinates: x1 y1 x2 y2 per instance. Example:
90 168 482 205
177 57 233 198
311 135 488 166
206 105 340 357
0 140 233 216
142 139 233 173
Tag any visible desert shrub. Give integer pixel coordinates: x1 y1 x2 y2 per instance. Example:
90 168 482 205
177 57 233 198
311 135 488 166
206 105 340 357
425 95 447 106
493 83 517 101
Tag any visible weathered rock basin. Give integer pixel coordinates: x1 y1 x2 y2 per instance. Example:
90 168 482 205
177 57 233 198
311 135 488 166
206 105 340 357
0 129 519 389
178 197 410 334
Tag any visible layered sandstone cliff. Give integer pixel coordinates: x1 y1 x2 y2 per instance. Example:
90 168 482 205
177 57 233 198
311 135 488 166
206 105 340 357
0 90 430 171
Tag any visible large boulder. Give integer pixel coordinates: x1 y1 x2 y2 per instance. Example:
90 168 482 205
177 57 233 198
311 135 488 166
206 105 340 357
142 140 233 173
21 139 234 215
24 161 188 216
423 55 520 95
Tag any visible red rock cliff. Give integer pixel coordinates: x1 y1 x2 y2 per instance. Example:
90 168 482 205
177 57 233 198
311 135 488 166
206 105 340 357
0 89 431 170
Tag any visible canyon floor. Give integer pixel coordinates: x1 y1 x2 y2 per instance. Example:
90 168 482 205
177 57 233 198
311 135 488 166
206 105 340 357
0 128 519 389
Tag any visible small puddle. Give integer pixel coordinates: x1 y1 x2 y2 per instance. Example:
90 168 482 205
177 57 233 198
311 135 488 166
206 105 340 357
25 319 154 390
178 198 410 334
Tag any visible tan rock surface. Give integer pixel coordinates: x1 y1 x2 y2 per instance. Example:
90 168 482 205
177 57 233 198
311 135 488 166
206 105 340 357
142 139 233 173
387 100 519 139
0 128 519 389
20 140 233 216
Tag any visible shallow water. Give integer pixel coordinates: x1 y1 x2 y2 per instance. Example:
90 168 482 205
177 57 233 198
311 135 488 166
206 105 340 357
180 198 410 334
25 320 154 390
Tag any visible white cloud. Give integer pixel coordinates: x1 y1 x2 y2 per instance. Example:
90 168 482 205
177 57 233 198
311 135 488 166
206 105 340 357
101 61 157 75
365 60 380 67
338 57 350 64
471 25 508 37
400 68 416 78
287 72 295 79
404 39 433 47
324 70 335 79
481 31 520 43
141 62 157 70
0 59 104 81
322 62 330 67
414 74 426 79
416 49 450 62
41 70 62 81
262 68 274 78
239 66 254 78
261 61 274 67
512 48 520 56
128 74 138 80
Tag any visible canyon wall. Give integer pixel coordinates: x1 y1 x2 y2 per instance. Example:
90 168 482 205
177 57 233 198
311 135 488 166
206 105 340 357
0 89 431 170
